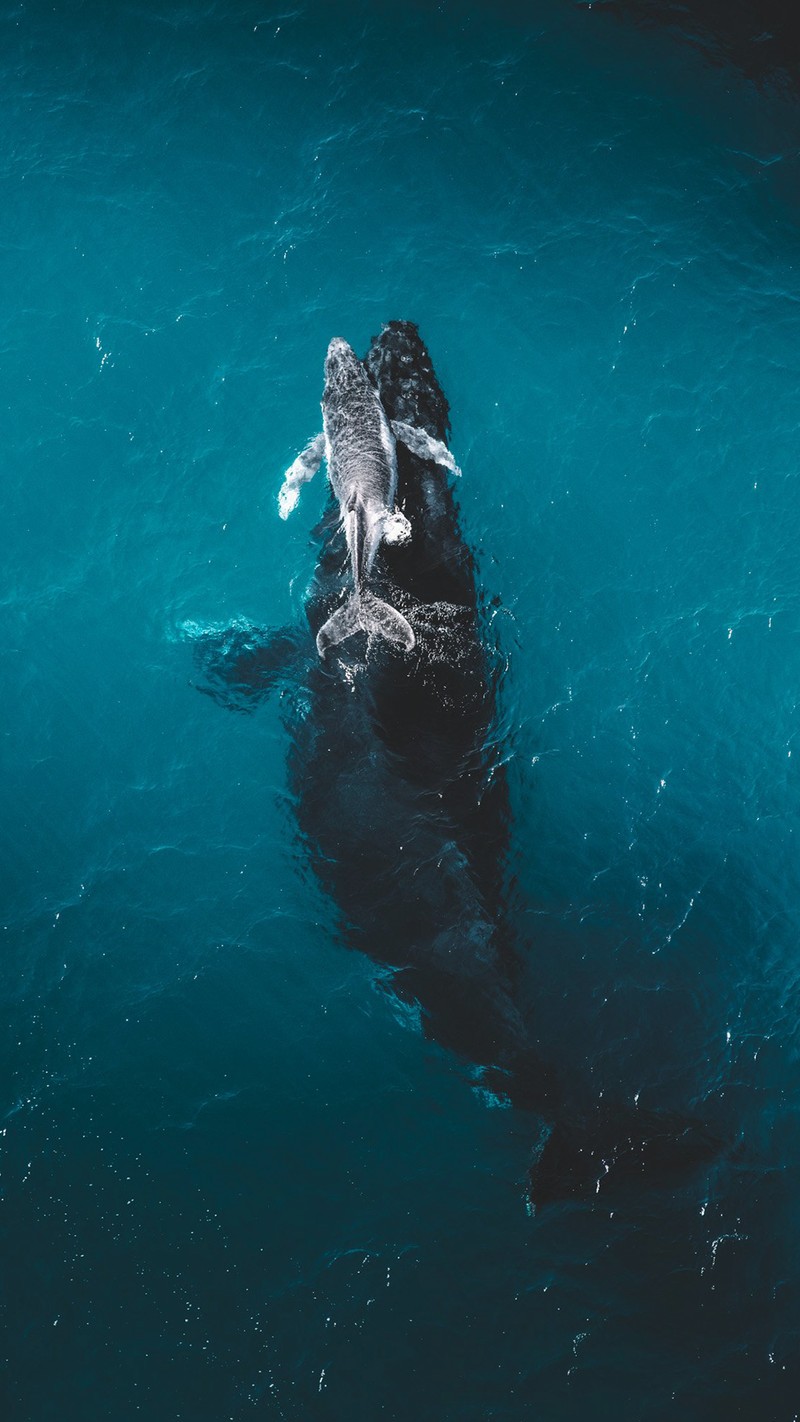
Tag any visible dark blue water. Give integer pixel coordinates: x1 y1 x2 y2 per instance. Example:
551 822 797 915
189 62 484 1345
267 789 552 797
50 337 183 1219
3 2 800 1417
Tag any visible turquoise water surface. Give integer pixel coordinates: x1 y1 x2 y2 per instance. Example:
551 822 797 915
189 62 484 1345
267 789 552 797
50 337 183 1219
3 2 800 1417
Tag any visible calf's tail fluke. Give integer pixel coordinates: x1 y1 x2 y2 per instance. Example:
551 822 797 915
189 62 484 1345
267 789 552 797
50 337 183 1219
316 591 416 659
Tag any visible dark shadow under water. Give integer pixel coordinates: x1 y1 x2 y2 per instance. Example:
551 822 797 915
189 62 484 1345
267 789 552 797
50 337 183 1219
583 0 800 90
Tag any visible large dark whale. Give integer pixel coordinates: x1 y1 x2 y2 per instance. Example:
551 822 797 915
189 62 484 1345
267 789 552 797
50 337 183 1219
190 321 717 1206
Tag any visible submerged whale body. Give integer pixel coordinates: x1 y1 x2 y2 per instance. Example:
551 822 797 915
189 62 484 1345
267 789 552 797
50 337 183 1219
190 321 719 1207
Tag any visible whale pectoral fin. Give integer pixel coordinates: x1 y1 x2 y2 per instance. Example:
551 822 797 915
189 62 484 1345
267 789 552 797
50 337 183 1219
182 620 309 712
391 420 461 477
278 432 325 519
382 509 412 546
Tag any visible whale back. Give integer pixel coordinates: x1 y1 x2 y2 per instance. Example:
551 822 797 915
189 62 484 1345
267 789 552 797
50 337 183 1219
322 336 394 516
365 323 476 608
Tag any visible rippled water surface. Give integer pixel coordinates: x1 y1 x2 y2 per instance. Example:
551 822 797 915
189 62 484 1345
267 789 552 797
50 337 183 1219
3 2 800 1417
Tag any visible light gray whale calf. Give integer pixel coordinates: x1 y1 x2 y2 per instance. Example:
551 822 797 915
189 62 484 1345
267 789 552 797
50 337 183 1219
278 336 459 658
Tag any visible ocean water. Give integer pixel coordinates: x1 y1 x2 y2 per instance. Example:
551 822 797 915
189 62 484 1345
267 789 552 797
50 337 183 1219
3 1 800 1417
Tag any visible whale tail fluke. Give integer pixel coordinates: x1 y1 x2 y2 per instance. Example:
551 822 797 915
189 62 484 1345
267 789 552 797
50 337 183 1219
526 1101 722 1212
316 591 415 659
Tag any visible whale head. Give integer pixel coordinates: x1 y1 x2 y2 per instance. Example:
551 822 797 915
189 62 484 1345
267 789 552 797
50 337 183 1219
324 337 364 392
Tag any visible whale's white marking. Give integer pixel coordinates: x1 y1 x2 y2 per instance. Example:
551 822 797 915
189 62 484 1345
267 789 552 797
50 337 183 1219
383 510 412 544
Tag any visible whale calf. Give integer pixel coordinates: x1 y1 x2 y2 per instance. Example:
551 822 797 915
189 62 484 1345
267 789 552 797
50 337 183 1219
190 322 719 1207
278 335 459 658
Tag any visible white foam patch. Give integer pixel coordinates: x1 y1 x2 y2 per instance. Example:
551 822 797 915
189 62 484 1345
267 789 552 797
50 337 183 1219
383 510 412 545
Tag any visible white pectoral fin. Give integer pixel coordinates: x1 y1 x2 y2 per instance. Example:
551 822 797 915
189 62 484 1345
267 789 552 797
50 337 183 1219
278 432 325 519
391 420 462 477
